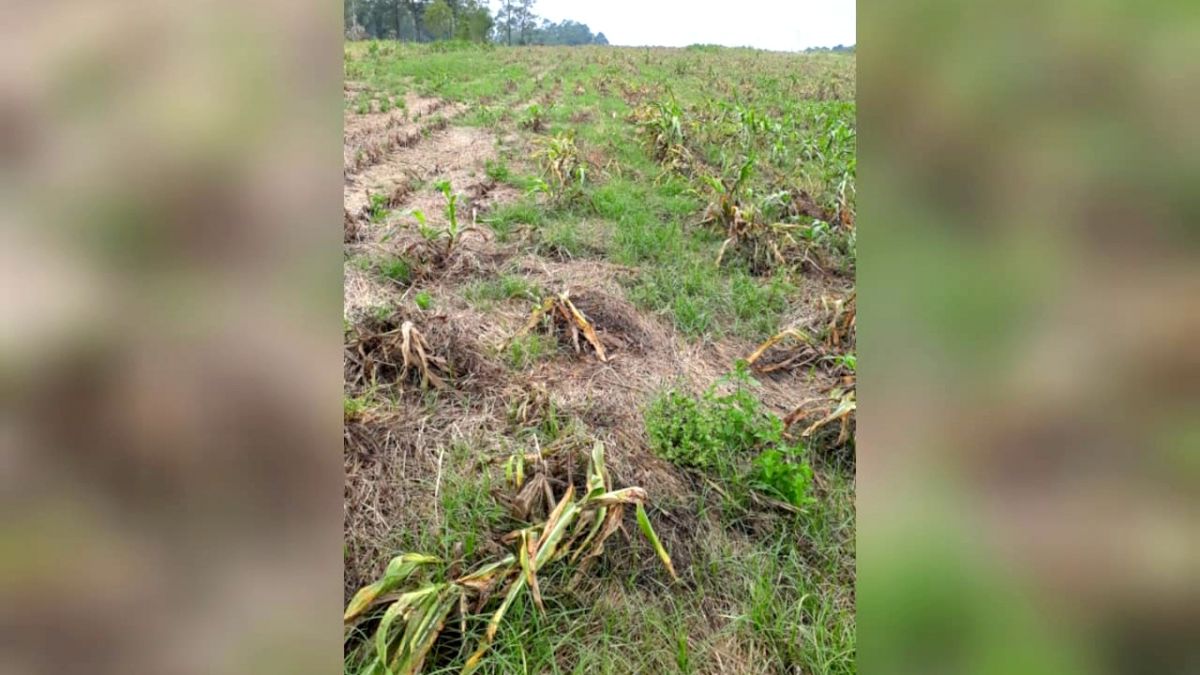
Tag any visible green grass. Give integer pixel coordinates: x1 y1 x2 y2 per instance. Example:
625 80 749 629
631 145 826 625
503 332 557 369
481 199 544 241
376 255 414 286
463 274 541 308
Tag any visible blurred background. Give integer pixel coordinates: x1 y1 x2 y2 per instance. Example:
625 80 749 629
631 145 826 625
859 1 1198 673
1 1 343 673
2 0 1197 673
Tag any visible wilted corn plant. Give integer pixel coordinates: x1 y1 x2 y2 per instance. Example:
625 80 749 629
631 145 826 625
532 131 587 203
345 319 449 390
343 442 676 675
784 387 856 446
511 289 608 362
700 157 797 273
633 95 691 171
749 291 857 446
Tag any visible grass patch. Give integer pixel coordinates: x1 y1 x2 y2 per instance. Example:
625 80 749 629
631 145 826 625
482 199 543 241
463 274 541 308
376 255 414 286
503 332 557 369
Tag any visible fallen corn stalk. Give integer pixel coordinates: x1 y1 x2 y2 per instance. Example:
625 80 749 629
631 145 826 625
344 442 676 675
513 290 608 362
744 291 856 378
744 328 822 374
783 388 856 446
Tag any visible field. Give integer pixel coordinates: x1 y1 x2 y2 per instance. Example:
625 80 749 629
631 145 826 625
343 42 856 674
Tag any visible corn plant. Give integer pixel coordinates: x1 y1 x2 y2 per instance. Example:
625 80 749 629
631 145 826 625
634 95 691 171
344 443 676 675
520 103 546 132
532 132 587 204
435 180 463 254
406 181 481 258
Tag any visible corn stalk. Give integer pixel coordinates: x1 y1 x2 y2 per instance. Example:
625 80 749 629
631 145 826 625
344 442 676 675
512 290 608 362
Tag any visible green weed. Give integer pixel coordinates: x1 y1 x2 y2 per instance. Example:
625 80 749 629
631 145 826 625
645 363 813 508
504 332 557 369
376 256 413 286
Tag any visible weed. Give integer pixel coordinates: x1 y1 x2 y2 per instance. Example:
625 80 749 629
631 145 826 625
413 291 432 310
368 192 390 223
645 363 813 508
520 103 547 132
504 333 556 369
464 275 540 307
344 394 372 422
750 447 815 508
484 158 510 182
377 256 413 286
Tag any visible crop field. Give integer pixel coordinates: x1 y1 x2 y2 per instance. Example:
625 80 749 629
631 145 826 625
343 42 856 674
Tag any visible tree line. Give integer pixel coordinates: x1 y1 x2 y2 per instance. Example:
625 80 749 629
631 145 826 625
804 44 855 54
345 0 608 46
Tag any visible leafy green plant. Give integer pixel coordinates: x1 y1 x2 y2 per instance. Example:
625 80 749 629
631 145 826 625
646 363 813 507
750 447 815 507
484 158 510 182
520 103 546 132
435 180 462 248
368 192 391 223
406 181 481 257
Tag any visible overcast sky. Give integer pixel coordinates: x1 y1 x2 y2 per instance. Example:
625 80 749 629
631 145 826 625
498 0 856 52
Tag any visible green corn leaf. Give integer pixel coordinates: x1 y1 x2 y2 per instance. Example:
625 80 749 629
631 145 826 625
636 503 678 581
345 554 440 622
374 584 444 664
396 590 458 675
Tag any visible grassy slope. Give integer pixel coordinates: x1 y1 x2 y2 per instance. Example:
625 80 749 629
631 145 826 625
344 42 855 675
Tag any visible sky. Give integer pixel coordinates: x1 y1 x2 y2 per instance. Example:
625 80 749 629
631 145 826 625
496 0 856 52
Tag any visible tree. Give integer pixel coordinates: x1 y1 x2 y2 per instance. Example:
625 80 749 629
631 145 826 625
495 0 520 45
516 0 536 44
459 0 494 42
401 0 430 41
593 31 608 46
424 0 454 40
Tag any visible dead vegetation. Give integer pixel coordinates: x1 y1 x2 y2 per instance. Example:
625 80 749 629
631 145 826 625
746 291 857 450
345 312 492 393
512 290 609 362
